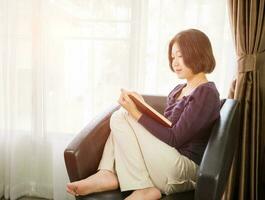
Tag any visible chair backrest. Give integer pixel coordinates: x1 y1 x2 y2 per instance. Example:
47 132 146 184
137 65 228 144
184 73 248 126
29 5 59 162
194 99 240 200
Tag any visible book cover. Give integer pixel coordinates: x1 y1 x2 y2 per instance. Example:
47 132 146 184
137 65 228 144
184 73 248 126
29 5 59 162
128 93 172 128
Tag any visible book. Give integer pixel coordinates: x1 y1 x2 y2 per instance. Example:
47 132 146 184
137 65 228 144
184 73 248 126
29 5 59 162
128 93 173 128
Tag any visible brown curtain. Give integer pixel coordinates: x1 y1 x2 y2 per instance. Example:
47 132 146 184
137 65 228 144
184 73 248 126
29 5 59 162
224 0 265 200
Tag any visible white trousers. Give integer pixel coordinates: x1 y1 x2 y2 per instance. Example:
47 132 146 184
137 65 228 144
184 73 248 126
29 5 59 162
98 108 198 195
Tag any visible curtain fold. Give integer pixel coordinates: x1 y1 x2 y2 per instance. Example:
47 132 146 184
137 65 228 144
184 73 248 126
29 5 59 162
225 0 265 199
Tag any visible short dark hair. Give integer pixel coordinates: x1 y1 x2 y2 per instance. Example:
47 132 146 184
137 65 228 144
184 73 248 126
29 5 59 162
168 29 215 74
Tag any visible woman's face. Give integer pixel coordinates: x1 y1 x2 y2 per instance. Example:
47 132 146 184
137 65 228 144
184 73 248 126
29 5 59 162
171 42 195 80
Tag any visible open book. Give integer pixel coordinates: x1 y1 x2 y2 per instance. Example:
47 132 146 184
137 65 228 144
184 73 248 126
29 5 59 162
128 93 172 128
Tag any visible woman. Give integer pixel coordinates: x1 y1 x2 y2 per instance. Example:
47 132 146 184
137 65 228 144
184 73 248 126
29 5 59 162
66 29 220 200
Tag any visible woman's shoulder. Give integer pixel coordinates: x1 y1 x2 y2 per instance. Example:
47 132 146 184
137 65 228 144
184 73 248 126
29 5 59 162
192 82 219 96
189 82 220 105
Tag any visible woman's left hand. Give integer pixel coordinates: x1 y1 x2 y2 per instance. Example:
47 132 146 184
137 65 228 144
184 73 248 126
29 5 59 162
118 88 142 120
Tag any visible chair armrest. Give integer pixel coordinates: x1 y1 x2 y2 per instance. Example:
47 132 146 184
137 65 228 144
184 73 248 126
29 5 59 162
64 94 166 182
64 104 120 182
195 99 240 200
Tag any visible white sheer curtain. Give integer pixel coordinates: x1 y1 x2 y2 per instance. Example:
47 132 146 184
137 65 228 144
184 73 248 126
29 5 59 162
0 0 235 199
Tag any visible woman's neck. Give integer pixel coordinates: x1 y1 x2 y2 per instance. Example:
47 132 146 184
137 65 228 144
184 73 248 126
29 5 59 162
186 73 208 89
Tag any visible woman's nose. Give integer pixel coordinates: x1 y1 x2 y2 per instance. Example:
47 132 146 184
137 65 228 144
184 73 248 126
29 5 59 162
172 58 179 66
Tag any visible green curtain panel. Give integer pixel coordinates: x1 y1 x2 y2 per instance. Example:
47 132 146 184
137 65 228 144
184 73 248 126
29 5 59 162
225 0 265 199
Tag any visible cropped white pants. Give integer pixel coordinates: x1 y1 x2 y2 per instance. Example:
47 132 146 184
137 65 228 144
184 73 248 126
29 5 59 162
98 108 198 195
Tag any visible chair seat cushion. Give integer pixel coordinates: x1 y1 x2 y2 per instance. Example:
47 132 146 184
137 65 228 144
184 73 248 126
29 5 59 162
76 190 128 200
162 190 194 200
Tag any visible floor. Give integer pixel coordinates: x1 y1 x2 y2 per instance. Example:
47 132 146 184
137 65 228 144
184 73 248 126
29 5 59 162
19 198 50 200
1 197 50 200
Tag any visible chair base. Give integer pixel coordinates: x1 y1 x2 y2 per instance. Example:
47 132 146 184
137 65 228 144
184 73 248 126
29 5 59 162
75 189 194 200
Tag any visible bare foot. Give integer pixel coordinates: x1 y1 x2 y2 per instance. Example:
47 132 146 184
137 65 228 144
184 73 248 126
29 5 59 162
125 187 161 200
66 169 119 196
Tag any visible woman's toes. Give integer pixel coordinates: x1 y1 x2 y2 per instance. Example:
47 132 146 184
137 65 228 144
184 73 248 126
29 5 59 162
66 183 78 196
66 187 75 195
66 187 76 195
67 183 76 190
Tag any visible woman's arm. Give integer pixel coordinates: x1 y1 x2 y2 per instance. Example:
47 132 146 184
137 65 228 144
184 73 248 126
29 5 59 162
138 86 220 148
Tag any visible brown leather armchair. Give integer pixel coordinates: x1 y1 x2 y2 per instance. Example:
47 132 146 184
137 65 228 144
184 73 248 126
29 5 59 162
64 95 240 200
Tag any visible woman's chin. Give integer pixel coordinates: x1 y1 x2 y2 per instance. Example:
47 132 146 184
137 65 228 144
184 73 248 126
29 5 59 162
176 74 185 79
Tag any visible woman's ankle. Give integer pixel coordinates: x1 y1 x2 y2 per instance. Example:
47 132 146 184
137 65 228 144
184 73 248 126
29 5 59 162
96 169 119 190
143 187 161 199
98 169 117 176
77 170 118 195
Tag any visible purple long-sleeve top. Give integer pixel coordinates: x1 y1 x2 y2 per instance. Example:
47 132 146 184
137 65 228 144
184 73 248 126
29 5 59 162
138 82 221 165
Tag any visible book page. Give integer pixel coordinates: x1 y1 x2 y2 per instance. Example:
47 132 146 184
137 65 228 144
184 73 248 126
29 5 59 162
128 93 172 128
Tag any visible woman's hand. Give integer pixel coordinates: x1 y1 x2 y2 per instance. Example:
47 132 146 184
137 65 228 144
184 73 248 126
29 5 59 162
118 88 142 120
130 91 145 102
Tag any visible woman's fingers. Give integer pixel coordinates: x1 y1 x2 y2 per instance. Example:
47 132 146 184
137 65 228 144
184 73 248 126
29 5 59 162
130 91 144 102
120 88 131 102
118 91 127 104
